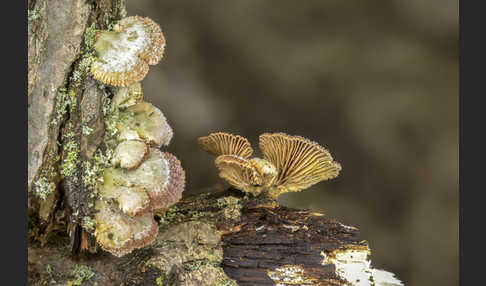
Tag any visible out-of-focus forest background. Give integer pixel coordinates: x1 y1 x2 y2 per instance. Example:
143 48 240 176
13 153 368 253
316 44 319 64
128 1 458 285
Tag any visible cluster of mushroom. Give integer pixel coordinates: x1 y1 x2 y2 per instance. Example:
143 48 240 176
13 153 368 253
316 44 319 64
90 16 185 257
198 132 341 198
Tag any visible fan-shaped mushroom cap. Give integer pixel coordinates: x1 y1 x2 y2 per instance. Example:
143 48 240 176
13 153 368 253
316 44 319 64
94 200 158 257
91 16 166 86
198 132 253 159
105 148 185 213
112 82 144 108
118 102 173 147
259 133 342 197
111 140 149 169
214 155 263 196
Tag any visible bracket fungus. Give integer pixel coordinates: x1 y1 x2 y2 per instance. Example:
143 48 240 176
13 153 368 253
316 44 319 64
117 102 173 147
90 16 165 87
90 45 183 256
199 132 341 198
111 140 149 169
95 147 185 257
94 200 159 257
112 82 144 108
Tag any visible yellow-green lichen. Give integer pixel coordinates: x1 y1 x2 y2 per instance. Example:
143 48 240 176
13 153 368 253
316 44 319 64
82 125 93 136
71 53 96 85
69 23 99 86
27 2 46 22
82 216 96 232
102 95 121 139
187 210 205 220
84 22 97 50
43 264 57 285
50 88 77 126
219 196 242 221
60 131 80 180
156 276 164 286
71 265 94 285
183 260 206 272
158 206 179 226
33 177 55 200
83 148 114 189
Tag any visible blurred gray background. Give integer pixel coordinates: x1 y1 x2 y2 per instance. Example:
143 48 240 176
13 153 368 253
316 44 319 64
127 1 458 285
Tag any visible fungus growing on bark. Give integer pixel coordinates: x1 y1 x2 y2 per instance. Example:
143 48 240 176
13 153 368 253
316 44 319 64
94 148 185 256
112 82 143 108
90 16 165 86
101 148 185 214
199 132 341 198
111 140 149 169
117 102 173 147
97 176 151 217
94 200 158 257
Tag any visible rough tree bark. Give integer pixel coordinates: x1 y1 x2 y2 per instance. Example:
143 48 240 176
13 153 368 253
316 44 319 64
27 1 403 285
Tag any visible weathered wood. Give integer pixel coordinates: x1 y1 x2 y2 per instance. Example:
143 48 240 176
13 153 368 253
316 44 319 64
221 206 362 285
28 189 402 286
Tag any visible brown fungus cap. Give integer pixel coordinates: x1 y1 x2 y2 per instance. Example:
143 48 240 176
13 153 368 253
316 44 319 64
118 102 173 147
198 132 254 159
91 16 166 86
94 200 158 257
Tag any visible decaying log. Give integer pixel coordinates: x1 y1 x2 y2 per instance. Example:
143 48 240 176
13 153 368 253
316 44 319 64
28 1 403 285
28 188 403 286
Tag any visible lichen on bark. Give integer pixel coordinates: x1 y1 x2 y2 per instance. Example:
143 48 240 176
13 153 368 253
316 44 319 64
28 0 129 245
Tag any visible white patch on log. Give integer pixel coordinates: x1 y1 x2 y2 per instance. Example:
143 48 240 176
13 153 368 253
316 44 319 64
321 247 404 286
372 269 404 286
267 265 315 286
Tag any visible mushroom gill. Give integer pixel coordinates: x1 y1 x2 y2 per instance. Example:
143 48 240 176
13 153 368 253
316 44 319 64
199 132 341 198
198 132 254 159
259 133 342 197
214 155 263 196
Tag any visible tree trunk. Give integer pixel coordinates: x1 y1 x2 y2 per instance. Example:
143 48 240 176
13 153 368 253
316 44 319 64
27 1 403 285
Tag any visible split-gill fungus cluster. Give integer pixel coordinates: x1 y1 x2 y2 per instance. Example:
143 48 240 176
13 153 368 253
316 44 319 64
198 132 342 199
87 16 185 257
82 15 341 259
